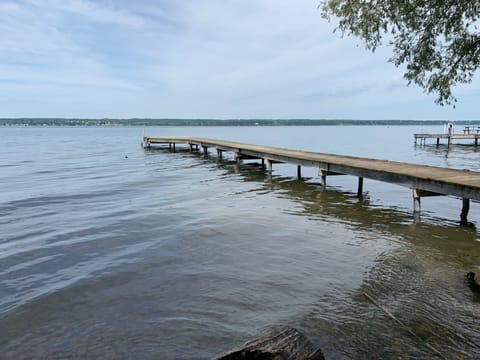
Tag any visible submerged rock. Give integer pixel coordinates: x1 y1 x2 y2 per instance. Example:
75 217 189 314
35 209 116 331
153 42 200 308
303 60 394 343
214 325 325 360
467 271 480 293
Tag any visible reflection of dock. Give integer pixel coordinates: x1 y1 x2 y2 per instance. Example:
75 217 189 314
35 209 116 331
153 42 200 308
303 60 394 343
142 136 480 223
414 126 480 146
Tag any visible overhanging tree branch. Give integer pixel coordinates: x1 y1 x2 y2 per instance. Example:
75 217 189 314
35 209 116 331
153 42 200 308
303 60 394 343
320 0 480 105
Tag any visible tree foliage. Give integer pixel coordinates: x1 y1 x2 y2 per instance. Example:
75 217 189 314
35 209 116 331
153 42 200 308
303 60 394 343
320 0 480 105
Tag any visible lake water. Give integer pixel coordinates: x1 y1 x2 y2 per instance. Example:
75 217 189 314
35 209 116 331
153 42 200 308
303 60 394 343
1 125 480 359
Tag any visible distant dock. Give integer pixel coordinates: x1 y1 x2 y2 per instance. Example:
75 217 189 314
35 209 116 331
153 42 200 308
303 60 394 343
142 136 480 223
414 125 480 146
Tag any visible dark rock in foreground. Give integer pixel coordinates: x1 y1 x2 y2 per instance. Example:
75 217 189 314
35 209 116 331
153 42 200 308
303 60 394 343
214 325 325 360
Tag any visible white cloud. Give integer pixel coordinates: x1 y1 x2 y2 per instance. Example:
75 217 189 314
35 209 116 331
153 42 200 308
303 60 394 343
0 0 477 119
27 0 145 27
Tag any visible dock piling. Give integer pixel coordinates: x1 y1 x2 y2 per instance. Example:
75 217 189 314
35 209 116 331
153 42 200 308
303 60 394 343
413 189 421 213
461 198 470 224
357 177 364 198
234 152 241 165
266 159 273 174
412 188 445 214
319 170 343 188
297 165 302 180
321 174 326 187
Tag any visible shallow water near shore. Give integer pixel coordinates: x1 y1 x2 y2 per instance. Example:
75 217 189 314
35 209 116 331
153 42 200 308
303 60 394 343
1 125 480 359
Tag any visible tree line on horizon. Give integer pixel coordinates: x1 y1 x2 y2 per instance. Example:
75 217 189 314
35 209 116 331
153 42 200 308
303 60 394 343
0 118 478 127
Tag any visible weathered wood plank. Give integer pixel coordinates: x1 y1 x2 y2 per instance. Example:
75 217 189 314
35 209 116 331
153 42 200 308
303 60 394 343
214 325 324 360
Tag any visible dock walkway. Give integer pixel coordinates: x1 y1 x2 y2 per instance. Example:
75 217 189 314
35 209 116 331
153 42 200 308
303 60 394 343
414 126 480 146
143 136 480 222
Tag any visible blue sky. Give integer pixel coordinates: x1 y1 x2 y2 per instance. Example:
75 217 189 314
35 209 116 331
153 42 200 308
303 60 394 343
1 0 478 120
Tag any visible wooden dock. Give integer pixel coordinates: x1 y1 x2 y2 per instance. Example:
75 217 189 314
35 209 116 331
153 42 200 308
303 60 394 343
142 136 480 223
414 126 480 146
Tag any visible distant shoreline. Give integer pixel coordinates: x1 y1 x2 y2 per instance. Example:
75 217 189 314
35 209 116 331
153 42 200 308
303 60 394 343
0 118 478 127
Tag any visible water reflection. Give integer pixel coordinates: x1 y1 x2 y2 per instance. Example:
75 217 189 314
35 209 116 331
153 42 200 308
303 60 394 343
147 146 480 359
414 142 480 171
145 146 480 256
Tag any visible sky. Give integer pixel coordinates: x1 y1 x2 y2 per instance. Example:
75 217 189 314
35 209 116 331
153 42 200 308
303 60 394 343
1 0 478 120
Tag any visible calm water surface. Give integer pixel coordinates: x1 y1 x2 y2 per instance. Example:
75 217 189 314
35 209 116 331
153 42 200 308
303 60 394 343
1 125 480 359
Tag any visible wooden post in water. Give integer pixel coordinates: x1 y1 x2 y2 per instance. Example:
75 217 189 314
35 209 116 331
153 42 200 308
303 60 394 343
189 143 194 152
318 169 342 187
320 174 326 187
412 188 444 215
318 169 337 188
436 138 440 147
297 165 302 180
357 177 364 197
461 198 470 224
413 188 421 214
234 152 241 165
217 149 223 159
266 159 273 174
202 146 208 156
261 158 265 169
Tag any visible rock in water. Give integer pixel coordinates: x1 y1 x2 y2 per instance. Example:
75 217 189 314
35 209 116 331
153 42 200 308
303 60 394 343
214 325 325 360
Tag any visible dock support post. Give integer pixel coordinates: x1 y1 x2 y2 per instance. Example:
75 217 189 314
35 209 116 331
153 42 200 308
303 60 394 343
202 146 208 156
189 143 194 152
357 177 364 197
413 188 421 214
234 152 241 165
436 138 440 147
321 174 326 187
173 143 176 152
261 159 265 169
476 138 478 146
169 143 172 151
266 159 273 174
297 165 302 180
318 169 343 187
217 149 223 159
318 169 327 187
461 198 470 224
